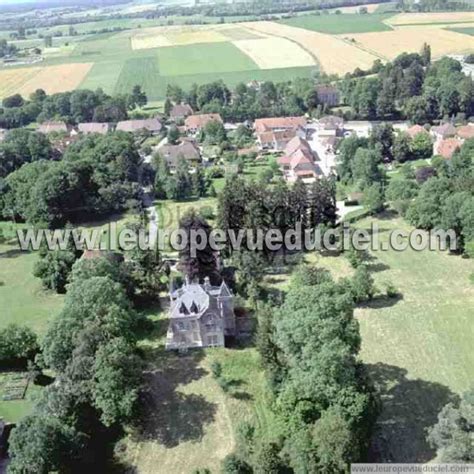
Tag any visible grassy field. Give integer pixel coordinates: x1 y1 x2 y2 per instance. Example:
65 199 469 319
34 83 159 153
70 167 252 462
279 12 395 34
0 222 64 335
449 27 474 35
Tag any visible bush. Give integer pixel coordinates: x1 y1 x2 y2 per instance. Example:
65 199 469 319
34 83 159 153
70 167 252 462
210 361 222 379
385 281 399 298
350 265 375 303
199 206 215 220
221 453 252 474
0 325 39 368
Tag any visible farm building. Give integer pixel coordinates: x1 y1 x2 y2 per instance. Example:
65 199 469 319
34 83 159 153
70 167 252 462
116 118 162 134
170 103 194 121
78 122 112 135
185 113 223 134
159 139 201 171
166 277 236 350
315 85 340 106
277 136 323 183
254 116 307 151
37 121 71 134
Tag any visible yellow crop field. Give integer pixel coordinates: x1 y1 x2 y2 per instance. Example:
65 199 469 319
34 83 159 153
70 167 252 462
233 37 316 69
15 63 93 97
0 67 41 98
387 11 474 26
345 27 474 60
131 25 232 50
242 21 380 75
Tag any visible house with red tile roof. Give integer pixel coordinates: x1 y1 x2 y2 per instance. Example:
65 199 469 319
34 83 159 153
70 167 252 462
277 136 322 183
254 116 307 151
456 124 474 140
406 124 428 138
435 138 463 159
185 113 223 134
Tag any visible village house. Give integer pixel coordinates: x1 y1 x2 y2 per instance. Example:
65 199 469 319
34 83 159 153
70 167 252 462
37 121 72 134
116 118 162 134
158 139 201 171
456 124 474 140
432 122 472 158
435 137 464 159
254 116 307 151
315 85 340 107
406 124 428 138
165 277 236 350
430 123 457 141
277 136 323 183
78 122 112 135
185 113 223 134
170 103 194 122
315 115 344 135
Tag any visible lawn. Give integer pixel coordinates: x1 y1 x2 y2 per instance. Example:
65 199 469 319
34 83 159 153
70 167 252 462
279 13 395 34
0 222 64 336
157 42 258 76
118 302 279 473
352 215 474 462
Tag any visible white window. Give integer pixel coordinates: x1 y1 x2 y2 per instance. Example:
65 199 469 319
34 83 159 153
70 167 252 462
207 335 218 346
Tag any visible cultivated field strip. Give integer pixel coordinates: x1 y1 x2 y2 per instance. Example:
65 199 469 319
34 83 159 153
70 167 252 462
241 21 379 75
386 11 474 26
232 37 316 69
345 27 474 61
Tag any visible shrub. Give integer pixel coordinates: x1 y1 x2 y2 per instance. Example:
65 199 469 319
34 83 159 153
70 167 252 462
221 453 252 474
0 325 39 368
385 281 399 298
210 361 222 379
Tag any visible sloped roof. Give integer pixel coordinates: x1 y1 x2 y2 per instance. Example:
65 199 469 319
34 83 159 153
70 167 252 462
160 140 200 165
170 103 193 118
431 123 457 138
37 121 69 134
456 124 474 140
437 138 463 159
254 116 306 133
78 122 111 135
406 124 427 138
185 113 223 130
284 136 312 156
116 118 162 133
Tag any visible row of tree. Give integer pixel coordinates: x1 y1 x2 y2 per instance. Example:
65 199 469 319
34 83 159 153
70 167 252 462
165 76 334 122
0 85 147 129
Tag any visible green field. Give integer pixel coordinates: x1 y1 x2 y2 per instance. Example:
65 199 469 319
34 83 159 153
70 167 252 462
279 12 394 34
0 223 64 336
324 215 473 462
157 42 258 76
448 27 474 35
